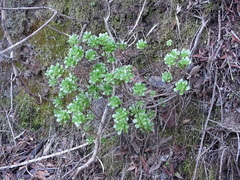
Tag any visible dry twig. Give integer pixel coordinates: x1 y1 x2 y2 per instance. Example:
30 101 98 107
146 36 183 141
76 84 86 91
190 16 209 54
73 105 109 179
0 7 57 55
146 23 159 37
1 0 18 75
0 142 89 171
0 6 88 55
5 111 16 145
104 0 114 41
146 94 177 109
192 71 217 180
219 147 226 180
128 0 147 35
1 1 14 57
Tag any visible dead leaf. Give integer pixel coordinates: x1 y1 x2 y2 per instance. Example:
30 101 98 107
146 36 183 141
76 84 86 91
175 172 184 179
140 156 148 172
199 58 208 61
219 54 227 59
169 163 174 176
34 170 49 180
45 161 55 167
192 76 202 90
4 173 11 180
182 119 190 124
127 165 136 171
189 65 200 76
144 148 151 153
149 162 161 173
231 64 240 68
162 108 177 128
230 30 240 43
193 54 203 58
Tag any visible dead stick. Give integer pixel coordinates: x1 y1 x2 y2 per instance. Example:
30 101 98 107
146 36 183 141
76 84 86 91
1 1 17 145
192 71 217 180
73 105 109 179
0 7 88 23
104 0 114 41
128 0 147 35
190 17 209 54
0 10 57 55
0 6 88 55
0 142 88 170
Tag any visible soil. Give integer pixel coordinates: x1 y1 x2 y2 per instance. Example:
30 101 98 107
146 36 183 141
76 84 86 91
0 0 240 179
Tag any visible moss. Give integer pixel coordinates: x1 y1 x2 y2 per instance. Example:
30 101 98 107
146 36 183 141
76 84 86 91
0 97 11 111
0 28 4 38
49 0 105 34
29 21 69 67
100 135 125 177
33 101 54 128
180 161 217 180
171 102 222 179
203 1 219 15
28 0 111 68
154 103 203 178
15 90 53 129
15 91 35 127
180 157 195 178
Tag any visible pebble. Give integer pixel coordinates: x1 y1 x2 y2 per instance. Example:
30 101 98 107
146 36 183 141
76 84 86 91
148 76 166 87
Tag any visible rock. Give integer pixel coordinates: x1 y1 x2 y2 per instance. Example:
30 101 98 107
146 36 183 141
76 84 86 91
148 76 166 87
92 98 107 118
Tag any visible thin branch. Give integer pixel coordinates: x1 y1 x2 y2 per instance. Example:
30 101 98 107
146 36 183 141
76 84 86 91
0 10 57 55
192 71 217 180
128 0 147 35
146 94 177 109
46 25 70 37
79 23 87 40
146 23 159 37
0 6 58 11
0 6 85 22
217 10 221 42
1 2 14 50
9 73 14 112
237 132 240 162
4 73 16 144
2 0 17 145
0 142 89 171
104 0 114 41
96 156 105 173
1 0 18 77
5 111 16 145
0 6 89 55
219 146 226 180
62 152 93 179
73 104 109 179
190 16 209 55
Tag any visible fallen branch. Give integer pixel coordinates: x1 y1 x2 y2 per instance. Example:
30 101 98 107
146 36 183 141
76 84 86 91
0 6 88 55
0 142 89 171
1 0 18 74
0 8 57 55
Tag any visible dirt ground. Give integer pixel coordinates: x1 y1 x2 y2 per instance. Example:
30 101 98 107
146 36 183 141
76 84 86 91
1 0 240 179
